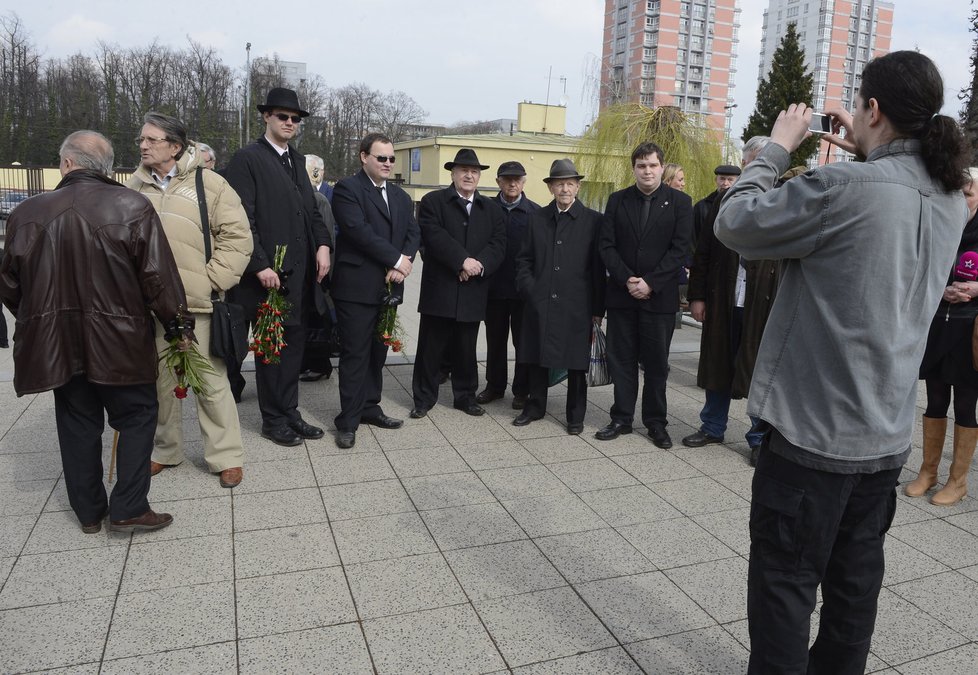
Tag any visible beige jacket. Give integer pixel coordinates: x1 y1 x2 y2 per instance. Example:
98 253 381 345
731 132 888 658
127 144 253 314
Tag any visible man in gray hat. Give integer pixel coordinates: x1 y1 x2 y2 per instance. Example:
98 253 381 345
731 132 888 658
224 87 332 446
477 160 541 410
410 149 506 418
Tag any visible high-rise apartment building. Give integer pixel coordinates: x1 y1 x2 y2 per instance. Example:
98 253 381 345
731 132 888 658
759 0 893 161
600 0 742 131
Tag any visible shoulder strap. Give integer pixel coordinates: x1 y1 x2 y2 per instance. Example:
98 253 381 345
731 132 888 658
195 168 219 302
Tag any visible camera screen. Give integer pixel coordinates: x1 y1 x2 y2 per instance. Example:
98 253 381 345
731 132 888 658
809 113 831 134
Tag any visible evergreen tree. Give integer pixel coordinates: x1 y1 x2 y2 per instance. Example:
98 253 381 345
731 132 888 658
742 22 819 166
961 5 978 165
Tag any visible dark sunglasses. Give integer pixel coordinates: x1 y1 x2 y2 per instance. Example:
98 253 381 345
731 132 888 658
274 113 302 123
372 154 396 164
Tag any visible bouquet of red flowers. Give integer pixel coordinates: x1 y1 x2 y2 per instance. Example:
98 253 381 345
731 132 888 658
377 281 406 353
159 307 215 399
250 244 291 365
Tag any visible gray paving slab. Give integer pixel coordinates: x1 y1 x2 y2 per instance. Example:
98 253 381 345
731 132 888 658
100 643 238 675
238 624 373 674
234 522 340 578
345 552 466 619
534 527 657 583
236 567 356 639
443 539 565 601
0 596 114 672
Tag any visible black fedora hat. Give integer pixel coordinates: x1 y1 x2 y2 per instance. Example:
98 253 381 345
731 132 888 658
257 87 310 117
497 161 527 177
444 148 489 171
543 158 584 183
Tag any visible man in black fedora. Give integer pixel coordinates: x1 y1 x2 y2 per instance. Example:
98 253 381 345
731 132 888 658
477 160 541 410
225 87 332 446
410 148 506 418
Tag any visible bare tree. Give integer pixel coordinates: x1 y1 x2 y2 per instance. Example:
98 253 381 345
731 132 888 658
376 90 427 142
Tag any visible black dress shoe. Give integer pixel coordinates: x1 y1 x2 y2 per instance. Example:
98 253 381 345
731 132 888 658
681 430 724 448
290 419 324 440
512 413 540 427
409 408 428 419
476 388 504 404
649 427 673 449
455 403 485 417
361 414 404 429
299 370 327 382
567 423 584 435
261 425 302 447
595 421 633 441
512 395 528 410
336 430 356 449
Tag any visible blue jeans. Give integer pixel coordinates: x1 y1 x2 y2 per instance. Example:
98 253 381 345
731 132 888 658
700 388 764 447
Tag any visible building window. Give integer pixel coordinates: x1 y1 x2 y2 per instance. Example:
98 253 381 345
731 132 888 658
677 48 687 63
693 4 706 18
675 80 685 92
681 2 690 16
675 95 684 106
615 37 626 52
647 0 660 11
643 63 655 77
677 65 686 79
645 31 658 46
647 16 659 28
787 6 799 17
692 20 705 33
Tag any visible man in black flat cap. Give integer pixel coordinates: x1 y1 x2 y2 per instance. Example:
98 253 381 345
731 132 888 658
410 148 506 418
692 164 741 248
477 160 541 410
225 87 332 447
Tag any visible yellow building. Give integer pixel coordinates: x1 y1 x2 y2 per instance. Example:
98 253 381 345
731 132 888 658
393 103 583 206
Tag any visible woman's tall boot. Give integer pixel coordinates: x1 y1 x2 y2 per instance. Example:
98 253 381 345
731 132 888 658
931 424 977 506
904 416 946 497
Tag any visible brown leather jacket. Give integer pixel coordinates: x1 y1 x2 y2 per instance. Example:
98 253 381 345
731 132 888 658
0 169 188 395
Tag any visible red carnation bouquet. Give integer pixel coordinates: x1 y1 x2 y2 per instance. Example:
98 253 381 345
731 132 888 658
159 307 215 399
377 281 406 353
250 244 291 364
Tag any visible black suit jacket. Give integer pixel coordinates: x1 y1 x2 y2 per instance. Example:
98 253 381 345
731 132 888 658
600 183 693 313
417 186 506 322
330 170 420 305
224 137 331 318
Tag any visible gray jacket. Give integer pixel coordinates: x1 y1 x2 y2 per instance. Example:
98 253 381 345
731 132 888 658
716 139 967 464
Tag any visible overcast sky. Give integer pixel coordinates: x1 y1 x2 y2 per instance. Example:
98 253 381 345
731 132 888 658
9 0 972 139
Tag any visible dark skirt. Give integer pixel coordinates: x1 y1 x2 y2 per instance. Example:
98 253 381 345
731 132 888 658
919 314 978 387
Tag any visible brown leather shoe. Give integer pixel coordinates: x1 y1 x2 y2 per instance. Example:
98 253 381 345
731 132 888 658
109 510 173 533
150 461 168 476
219 467 243 488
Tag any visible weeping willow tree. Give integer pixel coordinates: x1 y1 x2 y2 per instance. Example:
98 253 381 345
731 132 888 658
574 103 726 210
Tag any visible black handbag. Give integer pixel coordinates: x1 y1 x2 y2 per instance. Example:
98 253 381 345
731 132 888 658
196 168 249 368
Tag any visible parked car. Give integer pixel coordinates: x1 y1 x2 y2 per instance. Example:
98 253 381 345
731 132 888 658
0 190 29 218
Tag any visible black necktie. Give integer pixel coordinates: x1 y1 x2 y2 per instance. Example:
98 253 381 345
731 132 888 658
376 186 390 216
640 194 653 229
458 196 471 217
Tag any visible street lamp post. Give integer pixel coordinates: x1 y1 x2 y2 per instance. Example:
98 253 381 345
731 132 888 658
723 103 737 164
245 43 252 142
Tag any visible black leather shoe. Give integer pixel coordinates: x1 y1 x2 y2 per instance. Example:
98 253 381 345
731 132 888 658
512 413 540 427
476 388 504 404
455 403 485 417
290 419 324 440
682 430 724 448
749 445 761 467
567 423 584 435
299 370 327 382
512 395 528 410
336 431 356 449
595 421 633 441
361 414 403 429
649 427 673 449
409 408 428 419
261 425 302 447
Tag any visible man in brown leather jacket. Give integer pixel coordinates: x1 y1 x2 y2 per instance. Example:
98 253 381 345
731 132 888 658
0 130 191 535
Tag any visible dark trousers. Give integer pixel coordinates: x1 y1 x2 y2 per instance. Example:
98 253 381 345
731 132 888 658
334 299 389 431
255 323 306 429
53 375 157 523
747 438 900 674
524 364 587 425
606 308 675 429
413 315 479 411
484 297 528 397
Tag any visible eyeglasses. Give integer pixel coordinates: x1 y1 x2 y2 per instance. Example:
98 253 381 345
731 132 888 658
372 155 396 164
134 136 169 146
274 113 303 124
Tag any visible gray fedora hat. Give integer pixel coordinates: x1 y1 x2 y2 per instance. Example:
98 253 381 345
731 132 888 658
444 148 489 171
257 87 310 117
543 158 584 183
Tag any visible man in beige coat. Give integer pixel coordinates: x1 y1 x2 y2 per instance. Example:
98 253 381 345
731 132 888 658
127 112 253 488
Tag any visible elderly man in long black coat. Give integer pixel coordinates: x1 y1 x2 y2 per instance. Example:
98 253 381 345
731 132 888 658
224 88 332 447
513 159 606 435
410 149 506 418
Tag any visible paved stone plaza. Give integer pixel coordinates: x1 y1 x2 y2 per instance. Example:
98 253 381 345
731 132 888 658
1 301 977 673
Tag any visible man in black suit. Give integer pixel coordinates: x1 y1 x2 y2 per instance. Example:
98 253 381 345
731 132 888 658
331 133 421 449
477 161 540 410
224 87 332 447
597 142 693 448
410 149 506 418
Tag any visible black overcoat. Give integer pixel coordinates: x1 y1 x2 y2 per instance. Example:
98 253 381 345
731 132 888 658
490 193 541 300
330 170 420 306
600 183 693 314
687 195 779 398
516 200 606 371
417 186 506 322
224 137 331 322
